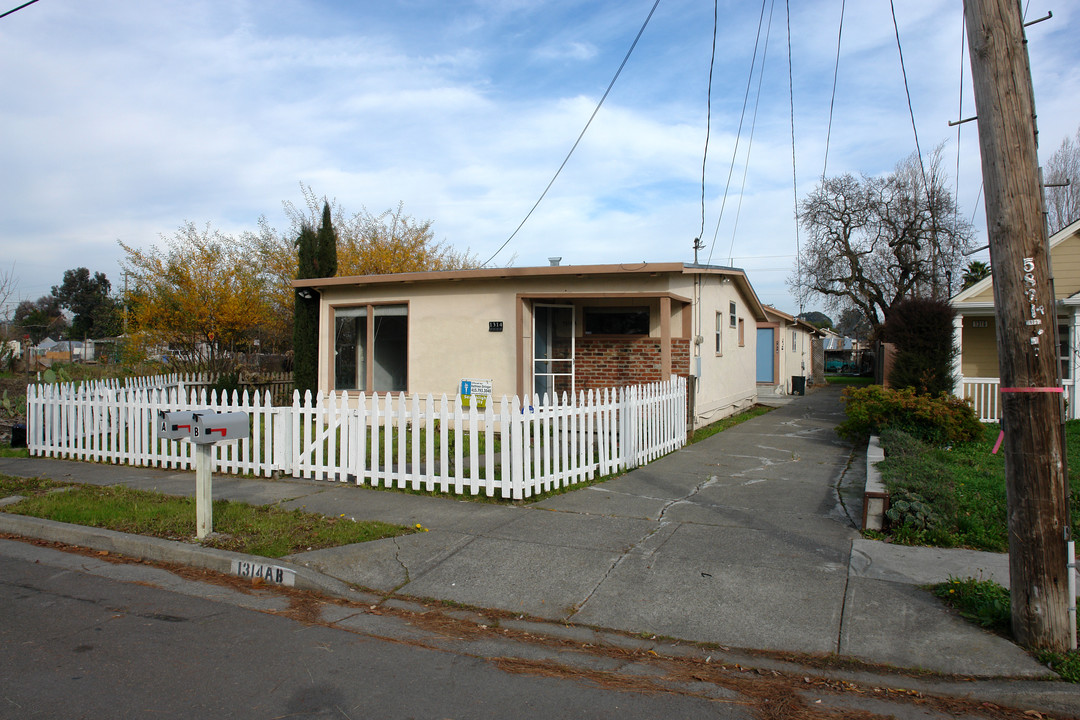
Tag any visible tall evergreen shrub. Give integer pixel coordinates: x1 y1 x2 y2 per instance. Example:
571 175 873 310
883 297 957 396
293 224 319 396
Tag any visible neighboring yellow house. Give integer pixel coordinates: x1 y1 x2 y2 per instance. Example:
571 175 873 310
757 306 824 395
952 218 1080 419
294 262 770 430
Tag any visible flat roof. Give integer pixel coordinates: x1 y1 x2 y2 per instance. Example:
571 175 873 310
294 262 770 321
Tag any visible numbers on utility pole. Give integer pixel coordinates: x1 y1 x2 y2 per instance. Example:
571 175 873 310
1022 257 1046 354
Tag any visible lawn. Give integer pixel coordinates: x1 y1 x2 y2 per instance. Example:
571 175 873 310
0 474 413 558
875 422 1080 551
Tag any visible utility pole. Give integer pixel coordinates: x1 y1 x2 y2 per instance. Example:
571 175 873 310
965 0 1071 650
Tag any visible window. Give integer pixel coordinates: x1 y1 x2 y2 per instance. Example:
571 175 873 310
738 318 745 346
715 312 723 354
334 304 408 392
583 306 649 335
1060 323 1070 380
729 301 737 328
792 330 797 348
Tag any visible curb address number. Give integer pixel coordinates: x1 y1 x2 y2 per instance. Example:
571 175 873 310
232 560 296 586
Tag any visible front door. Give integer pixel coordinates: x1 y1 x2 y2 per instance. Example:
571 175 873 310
756 327 775 383
533 304 575 402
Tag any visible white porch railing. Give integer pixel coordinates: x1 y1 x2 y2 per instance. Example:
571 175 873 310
960 376 1076 422
25 376 687 500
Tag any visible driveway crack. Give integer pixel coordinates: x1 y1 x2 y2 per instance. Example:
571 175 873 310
568 475 719 620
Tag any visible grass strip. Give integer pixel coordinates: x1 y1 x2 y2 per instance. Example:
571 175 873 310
931 577 1080 682
690 405 773 444
0 474 413 558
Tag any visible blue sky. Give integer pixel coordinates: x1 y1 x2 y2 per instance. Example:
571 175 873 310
2 0 1078 321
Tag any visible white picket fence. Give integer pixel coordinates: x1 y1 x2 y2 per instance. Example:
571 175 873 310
25 376 687 500
960 376 1077 422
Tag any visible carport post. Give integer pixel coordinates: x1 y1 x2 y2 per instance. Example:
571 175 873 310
195 443 213 539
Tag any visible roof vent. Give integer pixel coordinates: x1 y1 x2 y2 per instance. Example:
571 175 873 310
548 257 562 266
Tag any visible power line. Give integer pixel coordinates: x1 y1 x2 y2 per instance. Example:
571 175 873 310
698 0 718 243
725 0 776 263
890 0 941 292
482 0 663 266
0 0 41 20
786 0 802 310
954 9 966 248
889 1 930 192
704 0 770 266
821 0 846 182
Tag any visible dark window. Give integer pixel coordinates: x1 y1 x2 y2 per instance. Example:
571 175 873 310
583 307 649 335
334 304 408 392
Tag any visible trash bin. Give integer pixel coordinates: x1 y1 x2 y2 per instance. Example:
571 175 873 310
11 422 27 448
791 376 806 396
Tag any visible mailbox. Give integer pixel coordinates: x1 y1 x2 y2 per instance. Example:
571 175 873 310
191 411 249 444
158 410 202 440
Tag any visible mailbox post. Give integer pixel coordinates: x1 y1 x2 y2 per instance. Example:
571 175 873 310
158 409 249 539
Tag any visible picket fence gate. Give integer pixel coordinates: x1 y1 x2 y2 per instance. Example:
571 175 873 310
25 376 687 500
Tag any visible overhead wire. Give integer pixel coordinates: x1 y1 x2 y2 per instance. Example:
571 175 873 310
483 0 662 266
786 0 802 310
821 0 846 182
703 0 770 266
699 0 718 244
954 9 966 252
890 0 943 293
725 0 776 265
889 0 929 191
0 0 41 20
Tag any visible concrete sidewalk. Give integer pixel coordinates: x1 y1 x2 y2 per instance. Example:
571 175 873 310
0 387 1062 682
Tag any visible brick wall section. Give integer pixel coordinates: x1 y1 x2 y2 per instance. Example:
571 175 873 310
575 336 691 392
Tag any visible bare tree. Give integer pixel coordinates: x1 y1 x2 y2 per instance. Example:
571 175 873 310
1043 125 1079 234
791 146 975 332
0 264 16 323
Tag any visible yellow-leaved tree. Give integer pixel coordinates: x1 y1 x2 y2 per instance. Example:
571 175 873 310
120 222 270 373
243 183 477 349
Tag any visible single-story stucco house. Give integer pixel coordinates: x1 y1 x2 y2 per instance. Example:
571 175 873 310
952 217 1080 419
294 262 771 430
757 306 824 395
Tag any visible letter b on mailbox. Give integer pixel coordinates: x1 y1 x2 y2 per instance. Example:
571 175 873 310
192 412 250 444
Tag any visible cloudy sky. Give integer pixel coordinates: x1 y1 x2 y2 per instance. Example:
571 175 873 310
2 0 1078 320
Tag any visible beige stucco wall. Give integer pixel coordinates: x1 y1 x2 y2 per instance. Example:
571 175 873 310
315 268 763 428
782 324 814 389
318 281 521 400
694 275 758 422
755 311 815 394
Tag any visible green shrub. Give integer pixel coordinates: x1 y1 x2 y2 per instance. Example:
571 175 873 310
882 297 957 396
210 371 241 400
836 385 982 445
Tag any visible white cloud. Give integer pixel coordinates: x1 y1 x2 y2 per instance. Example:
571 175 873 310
0 0 1076 318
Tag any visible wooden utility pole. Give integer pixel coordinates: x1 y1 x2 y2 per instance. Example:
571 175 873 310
965 0 1071 650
